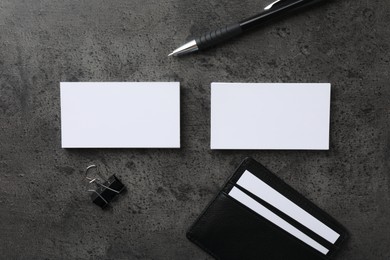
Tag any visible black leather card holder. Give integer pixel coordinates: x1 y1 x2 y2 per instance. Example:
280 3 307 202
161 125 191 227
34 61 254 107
187 158 348 260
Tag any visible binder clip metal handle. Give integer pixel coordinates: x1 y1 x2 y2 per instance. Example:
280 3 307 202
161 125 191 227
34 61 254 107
85 165 126 209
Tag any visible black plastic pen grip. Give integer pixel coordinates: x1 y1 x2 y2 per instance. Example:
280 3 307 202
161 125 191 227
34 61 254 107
195 23 242 51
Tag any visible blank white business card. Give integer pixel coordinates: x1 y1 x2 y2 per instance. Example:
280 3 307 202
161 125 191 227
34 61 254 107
60 82 180 148
228 187 330 255
237 170 340 244
211 83 331 150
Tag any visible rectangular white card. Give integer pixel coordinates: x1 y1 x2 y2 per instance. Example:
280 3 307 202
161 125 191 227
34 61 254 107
211 83 331 150
60 82 180 148
237 170 340 244
228 187 329 255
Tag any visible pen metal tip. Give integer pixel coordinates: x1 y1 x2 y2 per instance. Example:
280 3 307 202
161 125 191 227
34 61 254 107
168 52 174 57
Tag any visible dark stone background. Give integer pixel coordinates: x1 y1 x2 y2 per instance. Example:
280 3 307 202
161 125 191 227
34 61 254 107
0 0 389 259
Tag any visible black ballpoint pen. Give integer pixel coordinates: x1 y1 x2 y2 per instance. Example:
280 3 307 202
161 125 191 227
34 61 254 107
168 0 324 56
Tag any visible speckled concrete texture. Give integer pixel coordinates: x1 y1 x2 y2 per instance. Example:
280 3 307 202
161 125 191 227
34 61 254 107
0 0 389 259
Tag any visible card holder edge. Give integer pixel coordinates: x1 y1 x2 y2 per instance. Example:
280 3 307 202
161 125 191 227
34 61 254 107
187 157 349 259
234 157 349 248
232 183 338 252
187 191 330 260
186 191 224 260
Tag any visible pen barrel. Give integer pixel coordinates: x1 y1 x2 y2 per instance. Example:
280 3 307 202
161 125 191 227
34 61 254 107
195 23 242 51
240 0 325 31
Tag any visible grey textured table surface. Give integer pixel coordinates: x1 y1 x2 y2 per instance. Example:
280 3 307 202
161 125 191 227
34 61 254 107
0 0 389 259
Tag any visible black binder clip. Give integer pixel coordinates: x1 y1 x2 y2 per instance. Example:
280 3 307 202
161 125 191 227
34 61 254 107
85 165 126 209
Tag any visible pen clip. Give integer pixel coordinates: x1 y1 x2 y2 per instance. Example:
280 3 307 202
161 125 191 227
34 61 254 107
264 0 304 10
264 0 281 10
